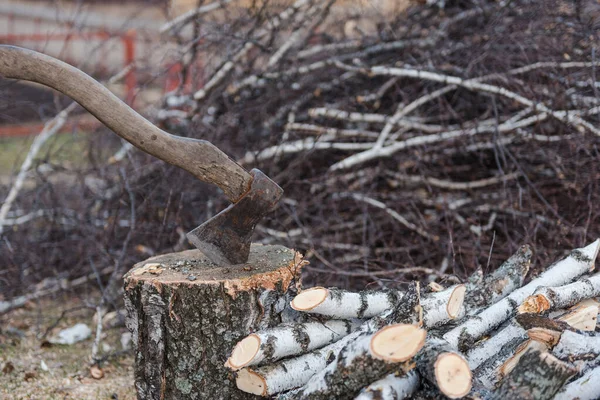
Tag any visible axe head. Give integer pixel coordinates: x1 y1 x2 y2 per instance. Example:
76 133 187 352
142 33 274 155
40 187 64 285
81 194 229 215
186 169 283 266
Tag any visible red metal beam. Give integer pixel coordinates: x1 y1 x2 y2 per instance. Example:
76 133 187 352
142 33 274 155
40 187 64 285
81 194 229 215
0 31 111 42
0 119 101 138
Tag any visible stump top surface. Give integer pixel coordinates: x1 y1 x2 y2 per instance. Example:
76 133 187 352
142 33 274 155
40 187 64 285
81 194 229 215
125 244 300 286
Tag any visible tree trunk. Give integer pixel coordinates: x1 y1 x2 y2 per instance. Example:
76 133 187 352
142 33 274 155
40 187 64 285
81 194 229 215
123 244 305 400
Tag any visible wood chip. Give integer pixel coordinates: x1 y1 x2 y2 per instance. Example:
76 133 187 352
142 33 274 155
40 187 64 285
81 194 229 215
133 263 164 276
2 362 14 374
90 365 104 379
24 371 36 381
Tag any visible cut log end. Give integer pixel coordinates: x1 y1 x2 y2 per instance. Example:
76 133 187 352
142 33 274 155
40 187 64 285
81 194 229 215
291 287 328 311
370 324 426 362
447 285 467 319
434 353 472 399
228 334 261 370
236 368 267 396
125 244 304 298
518 294 550 314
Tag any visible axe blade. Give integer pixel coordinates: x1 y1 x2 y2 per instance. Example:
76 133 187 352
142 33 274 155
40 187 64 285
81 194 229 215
187 169 283 266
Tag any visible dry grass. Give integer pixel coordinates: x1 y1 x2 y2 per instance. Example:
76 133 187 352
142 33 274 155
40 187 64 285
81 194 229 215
0 132 93 175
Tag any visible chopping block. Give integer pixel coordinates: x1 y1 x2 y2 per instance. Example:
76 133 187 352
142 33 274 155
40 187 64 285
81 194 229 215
124 244 305 399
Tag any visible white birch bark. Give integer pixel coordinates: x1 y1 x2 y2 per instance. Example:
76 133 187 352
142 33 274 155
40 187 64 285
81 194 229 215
236 338 348 396
354 371 419 400
415 336 472 398
463 245 532 316
443 240 600 350
552 330 600 363
467 321 527 370
292 284 463 328
228 319 361 369
291 287 401 319
279 325 425 400
554 365 600 400
519 273 600 314
421 285 466 328
237 283 423 396
487 349 576 400
473 299 600 389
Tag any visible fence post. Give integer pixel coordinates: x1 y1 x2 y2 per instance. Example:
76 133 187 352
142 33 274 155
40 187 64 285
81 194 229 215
123 29 137 105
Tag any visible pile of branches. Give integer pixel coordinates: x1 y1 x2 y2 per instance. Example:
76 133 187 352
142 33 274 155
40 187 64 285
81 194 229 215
225 240 600 399
1 0 600 302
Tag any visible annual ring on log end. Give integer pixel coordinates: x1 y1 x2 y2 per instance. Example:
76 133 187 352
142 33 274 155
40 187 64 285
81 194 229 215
291 287 328 311
229 334 261 369
434 353 472 398
236 368 267 396
370 324 426 362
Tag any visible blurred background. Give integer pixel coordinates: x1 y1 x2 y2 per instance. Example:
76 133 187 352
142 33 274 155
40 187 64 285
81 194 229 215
0 0 599 397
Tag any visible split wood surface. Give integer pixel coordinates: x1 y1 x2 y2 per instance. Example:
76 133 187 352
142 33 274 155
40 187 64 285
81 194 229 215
227 240 600 399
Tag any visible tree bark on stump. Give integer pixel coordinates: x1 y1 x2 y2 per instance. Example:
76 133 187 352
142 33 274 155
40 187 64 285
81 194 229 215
123 244 305 400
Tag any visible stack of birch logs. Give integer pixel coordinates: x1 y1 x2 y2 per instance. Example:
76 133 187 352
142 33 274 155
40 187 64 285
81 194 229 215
225 239 600 399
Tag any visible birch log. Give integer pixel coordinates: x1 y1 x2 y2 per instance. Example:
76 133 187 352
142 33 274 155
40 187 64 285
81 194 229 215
518 273 600 314
236 338 346 397
354 371 419 400
444 239 600 351
291 284 465 328
554 365 600 400
227 319 361 369
471 299 599 388
421 285 466 328
495 339 549 384
463 245 532 316
124 244 304 400
526 325 600 375
470 322 529 389
291 287 401 319
415 337 472 398
552 330 600 364
280 324 426 400
516 308 599 350
236 283 422 396
488 349 576 400
467 321 527 370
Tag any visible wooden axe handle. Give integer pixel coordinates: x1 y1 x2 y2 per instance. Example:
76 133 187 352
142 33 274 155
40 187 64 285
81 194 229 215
0 45 252 203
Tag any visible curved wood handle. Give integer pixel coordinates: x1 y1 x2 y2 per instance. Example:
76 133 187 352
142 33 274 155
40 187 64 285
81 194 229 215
0 45 252 202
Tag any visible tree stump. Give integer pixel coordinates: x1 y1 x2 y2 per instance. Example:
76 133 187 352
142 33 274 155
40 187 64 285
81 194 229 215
124 244 305 400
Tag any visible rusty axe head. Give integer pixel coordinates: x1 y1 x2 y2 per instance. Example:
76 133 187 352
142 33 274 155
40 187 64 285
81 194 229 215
186 169 283 266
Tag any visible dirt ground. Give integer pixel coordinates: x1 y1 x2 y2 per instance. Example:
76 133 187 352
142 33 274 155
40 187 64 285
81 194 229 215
0 293 135 400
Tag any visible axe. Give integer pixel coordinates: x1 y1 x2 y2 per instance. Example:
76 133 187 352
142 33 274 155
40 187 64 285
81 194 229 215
0 45 283 266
